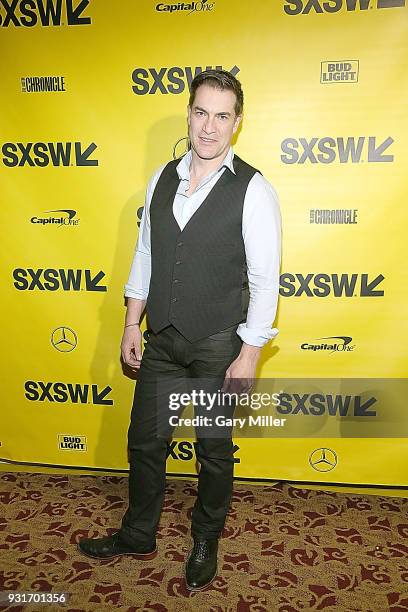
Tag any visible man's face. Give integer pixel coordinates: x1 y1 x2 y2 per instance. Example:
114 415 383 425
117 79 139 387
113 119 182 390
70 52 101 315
187 84 242 162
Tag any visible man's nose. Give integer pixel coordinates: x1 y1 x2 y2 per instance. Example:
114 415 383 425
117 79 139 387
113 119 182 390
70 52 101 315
203 116 216 133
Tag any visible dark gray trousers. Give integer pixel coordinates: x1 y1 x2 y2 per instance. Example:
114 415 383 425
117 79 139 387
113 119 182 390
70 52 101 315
119 323 242 546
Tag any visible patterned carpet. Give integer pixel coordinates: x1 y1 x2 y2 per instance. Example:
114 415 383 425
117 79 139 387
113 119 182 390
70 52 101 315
0 472 407 612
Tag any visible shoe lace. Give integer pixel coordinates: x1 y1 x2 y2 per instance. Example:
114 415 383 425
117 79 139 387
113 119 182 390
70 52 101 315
192 540 211 561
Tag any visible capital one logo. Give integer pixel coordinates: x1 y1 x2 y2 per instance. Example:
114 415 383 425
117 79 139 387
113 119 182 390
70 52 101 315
284 0 405 15
281 137 394 164
0 0 91 27
2 142 98 167
131 65 240 95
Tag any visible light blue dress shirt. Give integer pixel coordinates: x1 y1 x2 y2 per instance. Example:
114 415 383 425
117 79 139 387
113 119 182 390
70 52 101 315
124 147 281 347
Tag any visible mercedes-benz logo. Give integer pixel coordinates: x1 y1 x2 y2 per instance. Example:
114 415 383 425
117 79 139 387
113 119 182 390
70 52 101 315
309 447 337 472
51 326 77 352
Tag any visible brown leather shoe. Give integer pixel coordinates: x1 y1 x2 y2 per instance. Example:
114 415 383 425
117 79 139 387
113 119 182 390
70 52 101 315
78 532 157 560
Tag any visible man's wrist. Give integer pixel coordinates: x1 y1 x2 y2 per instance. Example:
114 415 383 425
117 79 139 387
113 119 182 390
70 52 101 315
125 322 140 328
239 343 262 360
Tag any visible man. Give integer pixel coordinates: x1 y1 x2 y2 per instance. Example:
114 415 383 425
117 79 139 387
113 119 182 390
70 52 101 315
78 69 281 591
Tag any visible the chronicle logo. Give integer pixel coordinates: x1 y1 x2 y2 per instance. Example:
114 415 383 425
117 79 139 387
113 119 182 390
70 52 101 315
21 76 66 93
279 273 384 297
132 65 239 95
0 0 91 27
2 142 98 167
310 209 358 224
167 440 240 463
301 336 356 353
321 61 359 83
25 381 113 405
58 435 87 451
13 268 107 291
281 137 394 164
51 326 78 352
284 0 405 15
31 209 80 227
156 0 215 14
277 394 377 416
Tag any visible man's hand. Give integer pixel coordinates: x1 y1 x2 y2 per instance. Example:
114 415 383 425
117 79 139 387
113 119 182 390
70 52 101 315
121 325 143 371
221 344 261 394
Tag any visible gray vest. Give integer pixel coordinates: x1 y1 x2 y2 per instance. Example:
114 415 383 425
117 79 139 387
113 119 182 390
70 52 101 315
145 154 259 342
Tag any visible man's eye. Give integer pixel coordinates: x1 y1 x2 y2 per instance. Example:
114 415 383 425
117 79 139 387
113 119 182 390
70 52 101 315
218 115 228 120
196 111 204 116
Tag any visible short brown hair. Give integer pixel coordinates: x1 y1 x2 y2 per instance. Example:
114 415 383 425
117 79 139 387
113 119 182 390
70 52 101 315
188 69 243 117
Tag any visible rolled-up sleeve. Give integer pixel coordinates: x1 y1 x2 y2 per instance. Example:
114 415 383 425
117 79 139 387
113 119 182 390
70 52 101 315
124 165 165 300
237 172 282 347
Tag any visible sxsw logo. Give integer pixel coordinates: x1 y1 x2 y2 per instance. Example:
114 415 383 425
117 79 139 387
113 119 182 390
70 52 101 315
281 137 394 164
0 0 91 27
131 65 239 95
25 381 113 405
321 61 359 83
2 142 98 167
13 268 107 291
284 0 405 15
167 440 240 463
280 273 384 297
277 393 377 416
58 435 87 450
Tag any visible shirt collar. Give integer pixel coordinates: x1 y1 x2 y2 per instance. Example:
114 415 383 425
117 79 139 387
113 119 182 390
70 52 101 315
176 146 236 180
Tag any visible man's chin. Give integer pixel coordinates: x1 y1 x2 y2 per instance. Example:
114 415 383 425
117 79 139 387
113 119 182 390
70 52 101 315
193 145 224 161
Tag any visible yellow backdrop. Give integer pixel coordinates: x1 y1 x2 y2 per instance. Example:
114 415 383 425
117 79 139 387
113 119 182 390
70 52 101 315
1 0 407 489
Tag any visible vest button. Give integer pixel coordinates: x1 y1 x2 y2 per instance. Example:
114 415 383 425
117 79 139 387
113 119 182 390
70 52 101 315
177 241 183 247
175 260 182 265
173 279 179 283
172 297 178 302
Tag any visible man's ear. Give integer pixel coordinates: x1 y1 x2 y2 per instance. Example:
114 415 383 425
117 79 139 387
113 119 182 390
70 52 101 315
233 113 242 134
